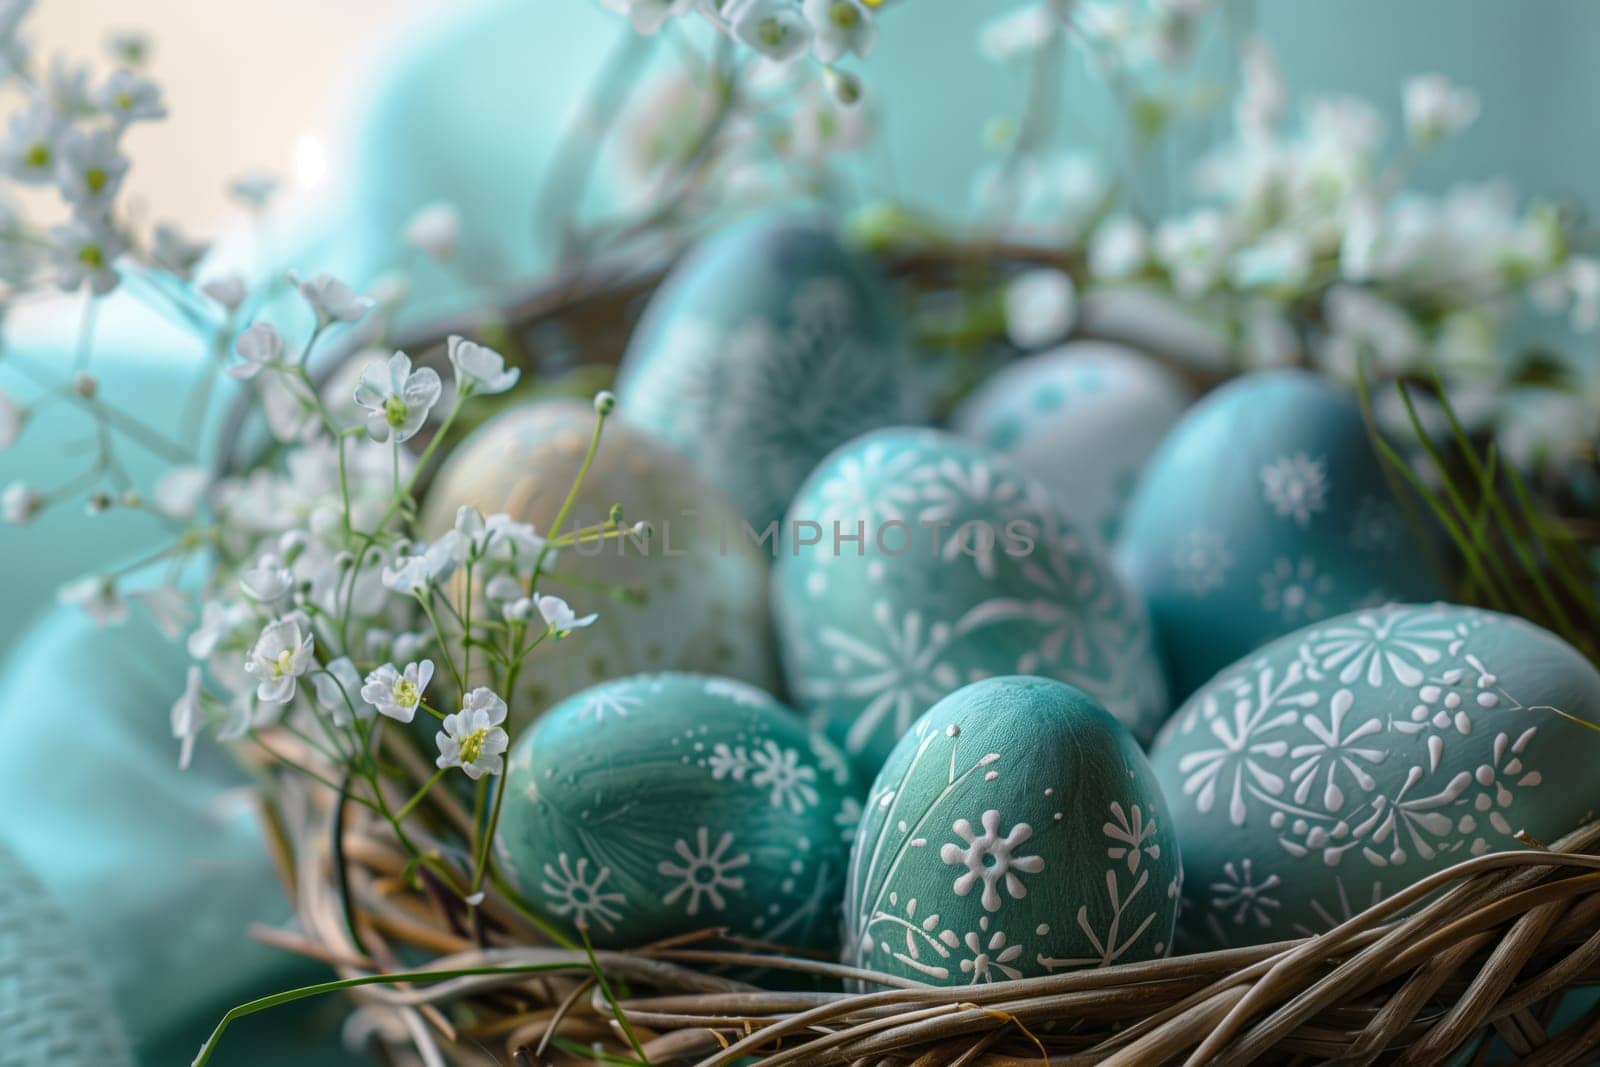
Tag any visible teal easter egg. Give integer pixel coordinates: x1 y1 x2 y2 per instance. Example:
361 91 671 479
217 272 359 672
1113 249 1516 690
844 677 1182 985
1149 603 1600 950
616 212 926 529
423 401 776 721
495 673 861 948
774 428 1168 775
953 342 1191 543
1119 369 1445 701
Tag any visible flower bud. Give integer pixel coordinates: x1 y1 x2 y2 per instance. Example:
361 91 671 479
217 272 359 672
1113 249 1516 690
593 390 616 416
72 372 99 399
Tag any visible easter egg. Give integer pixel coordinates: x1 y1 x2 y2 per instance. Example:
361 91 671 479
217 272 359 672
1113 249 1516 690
1 839 134 1066
952 341 1191 542
422 401 776 720
1119 369 1445 701
844 676 1182 985
616 211 926 529
495 673 862 948
774 427 1168 775
1149 602 1600 950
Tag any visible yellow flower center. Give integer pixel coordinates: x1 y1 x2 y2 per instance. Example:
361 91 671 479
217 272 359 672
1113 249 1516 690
830 2 860 29
756 17 787 47
25 143 49 168
77 245 104 268
393 678 419 708
384 395 410 428
116 93 134 111
458 727 489 765
272 648 295 678
86 168 108 194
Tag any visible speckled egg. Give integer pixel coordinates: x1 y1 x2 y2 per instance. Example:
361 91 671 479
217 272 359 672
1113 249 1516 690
495 673 862 948
422 401 776 720
616 211 926 529
774 427 1168 776
844 676 1182 985
952 341 1191 542
1149 602 1600 950
1119 369 1445 702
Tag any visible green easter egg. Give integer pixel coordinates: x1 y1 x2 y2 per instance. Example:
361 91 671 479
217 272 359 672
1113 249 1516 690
844 676 1182 985
1149 603 1600 950
495 673 863 948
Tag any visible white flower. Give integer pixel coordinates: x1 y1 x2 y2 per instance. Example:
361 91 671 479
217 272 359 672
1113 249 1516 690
227 171 279 209
361 660 433 724
596 0 690 34
311 656 366 726
731 0 812 64
244 615 316 705
354 351 441 443
435 687 509 779
96 68 166 126
0 102 61 184
171 666 204 770
403 201 460 261
240 553 294 603
55 127 128 212
45 56 94 115
58 575 127 624
381 537 460 594
201 273 247 311
447 335 519 396
536 593 597 635
257 371 321 444
150 222 206 279
50 217 122 294
485 514 548 571
1003 268 1076 350
229 322 283 380
154 465 208 519
978 3 1056 62
802 0 874 62
105 30 149 66
0 386 24 447
289 270 374 325
1235 33 1285 132
1403 74 1479 146
132 585 193 639
1155 209 1231 297
2 480 42 523
1088 214 1148 280
186 599 253 662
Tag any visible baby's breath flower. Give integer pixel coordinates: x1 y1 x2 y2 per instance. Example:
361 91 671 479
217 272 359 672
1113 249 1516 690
403 201 460 262
485 513 547 572
3 480 42 523
58 574 127 624
289 270 374 326
55 127 129 213
239 553 293 604
731 0 812 64
96 68 166 126
353 351 441 443
361 660 433 724
1088 214 1149 280
536 593 597 636
200 272 247 311
381 537 459 595
150 222 206 279
447 335 519 396
171 666 204 770
49 217 122 294
131 585 192 640
244 614 316 705
1403 73 1479 146
435 687 509 779
229 322 283 380
1155 209 1231 297
0 102 62 185
45 55 94 116
186 599 252 661
0 386 24 448
1004 268 1076 350
312 656 367 726
154 466 208 519
802 0 875 62
105 29 149 66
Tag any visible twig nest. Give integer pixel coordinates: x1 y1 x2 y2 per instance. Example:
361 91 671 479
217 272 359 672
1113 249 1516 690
421 400 776 722
952 340 1191 543
773 427 1168 777
1118 369 1445 701
1149 603 1600 949
844 676 1182 985
494 673 863 948
616 210 927 530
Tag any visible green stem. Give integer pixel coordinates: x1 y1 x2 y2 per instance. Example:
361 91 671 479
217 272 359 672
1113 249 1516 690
393 766 447 823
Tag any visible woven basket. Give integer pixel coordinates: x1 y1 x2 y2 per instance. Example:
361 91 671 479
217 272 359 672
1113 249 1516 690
244 244 1600 1066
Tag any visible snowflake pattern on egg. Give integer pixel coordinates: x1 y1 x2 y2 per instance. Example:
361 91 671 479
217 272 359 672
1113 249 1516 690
1154 603 1600 949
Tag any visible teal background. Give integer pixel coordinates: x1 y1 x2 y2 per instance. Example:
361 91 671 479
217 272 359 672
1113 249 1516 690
1 1 1596 1061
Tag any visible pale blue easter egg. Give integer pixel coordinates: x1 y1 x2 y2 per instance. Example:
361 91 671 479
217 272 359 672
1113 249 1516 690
616 212 926 529
1149 603 1600 950
495 673 862 949
774 427 1168 777
1119 370 1445 702
952 341 1191 543
845 676 1182 985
